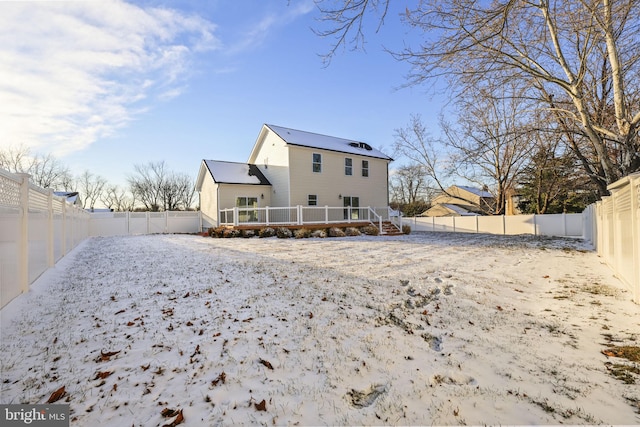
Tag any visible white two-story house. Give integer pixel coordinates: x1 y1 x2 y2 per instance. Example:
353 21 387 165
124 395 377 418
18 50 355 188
196 124 393 228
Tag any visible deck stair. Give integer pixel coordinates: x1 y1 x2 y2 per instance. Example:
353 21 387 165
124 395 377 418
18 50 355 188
379 221 403 235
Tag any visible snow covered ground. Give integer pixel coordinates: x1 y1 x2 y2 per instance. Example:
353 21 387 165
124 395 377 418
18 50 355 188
1 232 639 426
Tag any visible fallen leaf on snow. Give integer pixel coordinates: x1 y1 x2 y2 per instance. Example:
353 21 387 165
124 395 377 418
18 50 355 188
47 386 66 403
255 399 267 411
259 358 274 370
211 372 226 386
94 371 113 380
190 345 200 357
96 350 121 362
161 409 184 427
161 408 180 418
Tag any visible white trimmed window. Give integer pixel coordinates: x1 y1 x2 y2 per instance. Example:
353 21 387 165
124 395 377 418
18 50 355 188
362 160 369 177
312 153 322 173
308 195 318 206
345 158 353 175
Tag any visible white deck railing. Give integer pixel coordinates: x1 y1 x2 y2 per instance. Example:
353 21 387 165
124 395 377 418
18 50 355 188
219 205 401 232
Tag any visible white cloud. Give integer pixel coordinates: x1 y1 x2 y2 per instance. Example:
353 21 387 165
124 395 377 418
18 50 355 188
0 1 219 156
227 0 315 54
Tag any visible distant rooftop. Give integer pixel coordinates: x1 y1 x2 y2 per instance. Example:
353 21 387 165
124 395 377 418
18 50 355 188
266 124 392 161
457 185 493 198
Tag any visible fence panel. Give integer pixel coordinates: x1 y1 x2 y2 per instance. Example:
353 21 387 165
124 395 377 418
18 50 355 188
28 211 48 284
533 214 565 236
0 169 89 309
167 212 201 234
477 216 504 234
148 212 166 234
504 215 535 235
0 206 20 308
591 173 640 304
90 212 129 236
129 212 149 234
433 217 455 232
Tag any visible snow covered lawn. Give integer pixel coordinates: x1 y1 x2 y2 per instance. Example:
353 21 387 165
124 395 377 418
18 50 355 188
1 232 639 426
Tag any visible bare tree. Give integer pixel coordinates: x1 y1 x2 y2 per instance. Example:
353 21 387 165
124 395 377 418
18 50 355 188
0 145 72 189
315 0 640 193
389 163 432 204
101 185 136 212
441 84 535 214
128 161 195 211
128 162 166 211
76 170 107 210
162 172 196 211
393 114 449 192
314 0 390 64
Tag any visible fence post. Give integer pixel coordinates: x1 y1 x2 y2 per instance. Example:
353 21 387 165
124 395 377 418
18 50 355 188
562 212 567 237
47 189 55 267
297 205 303 225
17 173 30 293
165 211 169 233
631 175 640 304
61 196 67 255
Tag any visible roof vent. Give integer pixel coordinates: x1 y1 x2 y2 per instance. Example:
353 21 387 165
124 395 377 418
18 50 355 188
349 141 373 150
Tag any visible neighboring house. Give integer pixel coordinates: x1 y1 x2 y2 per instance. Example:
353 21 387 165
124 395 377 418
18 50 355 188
53 191 81 206
196 124 393 226
422 185 495 217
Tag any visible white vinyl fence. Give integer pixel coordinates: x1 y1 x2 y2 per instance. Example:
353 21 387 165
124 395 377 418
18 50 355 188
89 211 206 236
405 213 586 237
1 170 90 308
590 172 640 304
0 167 218 308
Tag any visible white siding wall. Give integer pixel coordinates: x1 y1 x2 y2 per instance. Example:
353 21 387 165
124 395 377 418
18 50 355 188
199 172 219 225
217 184 271 210
287 146 389 208
252 131 291 207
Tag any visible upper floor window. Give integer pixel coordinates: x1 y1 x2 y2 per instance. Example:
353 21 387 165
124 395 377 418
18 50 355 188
312 153 322 173
345 158 353 175
362 160 369 177
308 194 318 206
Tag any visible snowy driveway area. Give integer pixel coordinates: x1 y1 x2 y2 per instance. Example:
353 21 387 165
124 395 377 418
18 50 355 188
1 232 639 426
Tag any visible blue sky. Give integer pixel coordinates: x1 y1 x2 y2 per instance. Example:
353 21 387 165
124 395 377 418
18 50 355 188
0 0 445 188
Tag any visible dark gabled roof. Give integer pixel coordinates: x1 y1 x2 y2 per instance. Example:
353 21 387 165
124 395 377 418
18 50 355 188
203 160 270 185
265 124 393 161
